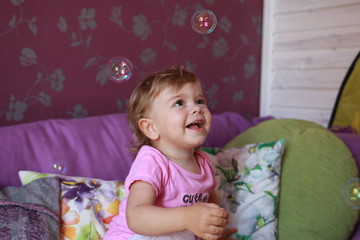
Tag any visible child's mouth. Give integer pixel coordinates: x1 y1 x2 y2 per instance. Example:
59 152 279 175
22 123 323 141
186 120 203 129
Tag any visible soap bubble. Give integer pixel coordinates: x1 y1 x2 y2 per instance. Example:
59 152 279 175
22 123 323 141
342 178 360 209
191 9 217 34
51 161 67 174
106 57 133 83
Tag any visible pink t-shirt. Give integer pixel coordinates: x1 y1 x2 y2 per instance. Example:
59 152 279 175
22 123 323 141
104 145 216 240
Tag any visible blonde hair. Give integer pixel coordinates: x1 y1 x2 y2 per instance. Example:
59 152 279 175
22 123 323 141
128 66 200 151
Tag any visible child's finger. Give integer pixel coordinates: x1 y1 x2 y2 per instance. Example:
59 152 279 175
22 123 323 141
210 207 228 218
210 215 228 227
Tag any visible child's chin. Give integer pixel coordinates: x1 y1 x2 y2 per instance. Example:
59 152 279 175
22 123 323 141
193 139 207 147
185 133 208 146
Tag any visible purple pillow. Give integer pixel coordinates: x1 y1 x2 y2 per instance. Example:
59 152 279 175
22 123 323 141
0 113 134 188
203 112 273 147
0 112 259 188
335 133 360 168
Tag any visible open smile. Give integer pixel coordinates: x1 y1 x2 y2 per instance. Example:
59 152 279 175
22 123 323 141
186 120 205 130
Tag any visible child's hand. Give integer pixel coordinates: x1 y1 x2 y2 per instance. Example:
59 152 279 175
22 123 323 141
184 202 228 240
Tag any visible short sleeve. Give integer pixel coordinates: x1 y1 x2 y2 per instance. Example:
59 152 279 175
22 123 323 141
125 147 169 197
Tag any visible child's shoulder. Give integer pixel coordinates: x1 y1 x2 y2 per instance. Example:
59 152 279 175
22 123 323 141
134 145 168 165
138 145 162 156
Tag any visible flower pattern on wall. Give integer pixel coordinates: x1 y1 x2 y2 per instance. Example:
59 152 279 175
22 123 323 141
0 0 262 126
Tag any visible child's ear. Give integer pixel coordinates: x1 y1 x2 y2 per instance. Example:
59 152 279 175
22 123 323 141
138 118 159 140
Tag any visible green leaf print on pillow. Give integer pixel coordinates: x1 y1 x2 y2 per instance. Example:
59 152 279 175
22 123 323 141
205 139 285 240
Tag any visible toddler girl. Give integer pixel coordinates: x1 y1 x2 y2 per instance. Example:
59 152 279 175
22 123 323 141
105 67 235 240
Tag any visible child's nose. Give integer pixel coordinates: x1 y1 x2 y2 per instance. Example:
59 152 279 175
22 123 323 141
191 104 202 114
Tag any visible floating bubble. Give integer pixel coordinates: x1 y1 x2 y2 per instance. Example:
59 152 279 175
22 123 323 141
51 161 68 174
342 178 360 209
191 9 217 34
106 57 133 83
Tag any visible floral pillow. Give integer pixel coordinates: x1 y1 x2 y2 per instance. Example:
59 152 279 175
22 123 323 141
203 139 285 239
18 170 126 240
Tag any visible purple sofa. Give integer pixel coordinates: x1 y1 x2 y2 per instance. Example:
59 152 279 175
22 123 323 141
0 112 359 239
0 112 263 188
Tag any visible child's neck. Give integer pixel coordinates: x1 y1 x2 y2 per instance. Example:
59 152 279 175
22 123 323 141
155 145 200 173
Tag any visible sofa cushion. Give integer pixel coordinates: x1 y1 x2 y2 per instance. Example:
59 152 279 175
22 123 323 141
224 119 359 240
19 170 126 240
204 139 284 239
0 112 264 188
0 113 134 188
0 177 60 239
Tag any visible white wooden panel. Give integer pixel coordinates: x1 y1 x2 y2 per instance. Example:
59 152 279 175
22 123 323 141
270 106 332 127
260 0 275 116
275 0 360 14
272 69 345 89
273 49 357 70
271 89 338 109
275 4 360 32
274 25 360 51
260 0 360 126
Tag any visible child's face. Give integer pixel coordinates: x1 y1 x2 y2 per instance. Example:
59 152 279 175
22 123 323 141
148 82 212 151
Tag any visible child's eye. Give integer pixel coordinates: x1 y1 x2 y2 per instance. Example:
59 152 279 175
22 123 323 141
196 98 206 105
174 100 184 107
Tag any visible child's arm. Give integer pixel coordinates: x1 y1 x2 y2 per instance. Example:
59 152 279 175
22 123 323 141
126 181 228 240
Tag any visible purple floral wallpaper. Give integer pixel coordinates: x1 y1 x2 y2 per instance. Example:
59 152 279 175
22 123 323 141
0 0 262 127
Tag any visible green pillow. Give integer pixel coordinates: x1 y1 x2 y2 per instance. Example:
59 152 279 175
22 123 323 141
225 119 359 240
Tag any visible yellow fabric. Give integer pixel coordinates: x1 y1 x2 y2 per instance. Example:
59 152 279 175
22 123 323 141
352 111 360 133
332 53 360 132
